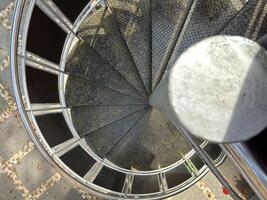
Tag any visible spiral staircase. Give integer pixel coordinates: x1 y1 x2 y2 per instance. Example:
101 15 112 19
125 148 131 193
10 0 267 199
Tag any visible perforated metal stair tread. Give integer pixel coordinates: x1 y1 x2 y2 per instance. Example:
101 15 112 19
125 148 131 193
106 111 151 169
65 0 232 173
151 0 194 89
85 108 149 159
133 108 192 170
71 104 148 135
77 3 148 98
221 0 260 39
108 0 152 94
164 0 248 82
65 41 145 101
65 75 145 107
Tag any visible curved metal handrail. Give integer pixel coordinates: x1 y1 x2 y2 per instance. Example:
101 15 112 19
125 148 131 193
10 0 227 199
222 144 267 200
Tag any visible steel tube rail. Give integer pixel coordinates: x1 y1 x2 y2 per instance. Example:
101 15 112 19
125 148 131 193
10 0 110 199
10 0 217 199
222 143 267 200
11 0 264 199
176 126 241 200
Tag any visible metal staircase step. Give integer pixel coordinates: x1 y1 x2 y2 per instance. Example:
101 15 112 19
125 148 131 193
133 109 192 170
65 75 145 107
107 110 151 169
151 0 194 89
65 41 145 100
71 104 148 136
77 3 148 98
85 108 149 159
221 0 263 40
164 0 247 80
108 0 152 94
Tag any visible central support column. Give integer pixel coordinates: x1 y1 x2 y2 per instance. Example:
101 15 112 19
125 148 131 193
149 36 267 143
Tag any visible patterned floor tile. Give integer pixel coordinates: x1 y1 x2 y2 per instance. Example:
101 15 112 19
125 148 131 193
40 179 85 200
0 174 23 200
0 96 8 114
0 115 29 160
14 149 56 191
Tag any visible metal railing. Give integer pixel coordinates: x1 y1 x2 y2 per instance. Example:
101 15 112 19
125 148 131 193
9 0 258 199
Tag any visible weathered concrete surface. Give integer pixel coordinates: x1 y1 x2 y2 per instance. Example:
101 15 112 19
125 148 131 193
150 36 267 143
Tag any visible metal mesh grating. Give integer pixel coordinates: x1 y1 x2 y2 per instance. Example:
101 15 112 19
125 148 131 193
151 0 194 89
65 75 144 107
65 0 229 172
164 0 248 83
108 0 152 94
65 41 146 101
133 109 193 170
77 4 148 98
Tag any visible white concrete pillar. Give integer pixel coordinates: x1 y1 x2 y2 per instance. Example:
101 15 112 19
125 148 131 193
149 36 267 143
